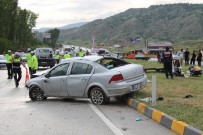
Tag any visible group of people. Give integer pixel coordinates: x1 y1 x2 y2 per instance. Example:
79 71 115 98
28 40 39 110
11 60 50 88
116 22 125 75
54 49 87 64
177 49 202 67
4 48 38 87
162 47 202 79
157 48 202 67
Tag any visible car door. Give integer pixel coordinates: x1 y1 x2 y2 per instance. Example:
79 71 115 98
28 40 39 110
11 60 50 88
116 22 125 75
67 62 93 97
43 63 70 97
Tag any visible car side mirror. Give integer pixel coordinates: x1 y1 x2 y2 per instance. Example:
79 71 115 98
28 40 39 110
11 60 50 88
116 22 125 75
44 73 50 78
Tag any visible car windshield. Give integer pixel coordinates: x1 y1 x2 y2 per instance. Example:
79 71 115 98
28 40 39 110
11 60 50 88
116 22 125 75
96 58 129 69
39 49 51 53
0 55 6 60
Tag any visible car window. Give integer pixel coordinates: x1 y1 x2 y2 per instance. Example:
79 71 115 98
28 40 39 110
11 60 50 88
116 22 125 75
70 62 93 74
49 63 69 77
96 58 129 69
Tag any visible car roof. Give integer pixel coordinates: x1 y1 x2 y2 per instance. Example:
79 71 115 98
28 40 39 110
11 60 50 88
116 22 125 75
60 55 118 64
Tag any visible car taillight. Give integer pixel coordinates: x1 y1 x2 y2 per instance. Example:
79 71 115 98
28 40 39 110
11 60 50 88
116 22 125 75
109 74 124 83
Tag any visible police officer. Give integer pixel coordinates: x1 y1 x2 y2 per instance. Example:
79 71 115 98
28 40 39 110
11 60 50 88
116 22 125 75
163 47 173 79
64 51 71 59
4 50 13 79
55 51 61 64
78 49 85 57
26 48 32 76
30 51 38 77
12 52 26 87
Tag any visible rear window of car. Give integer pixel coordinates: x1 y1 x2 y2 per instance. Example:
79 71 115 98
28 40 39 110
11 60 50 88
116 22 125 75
96 58 129 69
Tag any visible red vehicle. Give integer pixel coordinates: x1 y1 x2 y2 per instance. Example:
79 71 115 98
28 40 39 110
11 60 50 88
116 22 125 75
125 49 150 60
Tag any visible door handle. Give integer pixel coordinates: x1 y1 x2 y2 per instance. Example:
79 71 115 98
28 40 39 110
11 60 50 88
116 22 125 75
44 80 48 83
82 78 87 81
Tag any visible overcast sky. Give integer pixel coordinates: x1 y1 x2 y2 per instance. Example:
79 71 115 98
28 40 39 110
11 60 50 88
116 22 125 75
18 0 203 29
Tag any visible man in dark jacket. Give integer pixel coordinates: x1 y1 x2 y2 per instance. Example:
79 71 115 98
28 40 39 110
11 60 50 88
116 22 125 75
163 47 173 79
197 50 202 67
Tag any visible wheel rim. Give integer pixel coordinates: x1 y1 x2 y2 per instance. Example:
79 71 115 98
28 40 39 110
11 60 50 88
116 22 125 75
32 87 44 100
91 90 104 104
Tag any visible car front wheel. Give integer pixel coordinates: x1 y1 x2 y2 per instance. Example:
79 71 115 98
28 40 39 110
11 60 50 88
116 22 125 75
90 87 108 105
29 86 47 101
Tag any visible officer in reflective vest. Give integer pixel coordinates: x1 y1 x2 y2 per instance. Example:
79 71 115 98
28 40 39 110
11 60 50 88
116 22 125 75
12 52 26 87
163 47 173 79
30 51 38 77
4 50 13 79
55 51 61 64
78 49 85 57
64 51 71 59
26 48 32 76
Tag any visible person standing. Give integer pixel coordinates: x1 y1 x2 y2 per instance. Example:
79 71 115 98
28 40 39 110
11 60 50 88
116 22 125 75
163 47 173 79
177 49 184 66
4 50 13 79
26 48 32 77
55 51 61 64
12 52 26 87
184 48 190 65
197 50 202 67
190 50 196 65
64 51 71 59
78 49 85 57
30 51 38 77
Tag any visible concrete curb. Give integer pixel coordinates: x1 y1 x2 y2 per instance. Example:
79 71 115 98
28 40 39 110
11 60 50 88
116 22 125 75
126 98 203 135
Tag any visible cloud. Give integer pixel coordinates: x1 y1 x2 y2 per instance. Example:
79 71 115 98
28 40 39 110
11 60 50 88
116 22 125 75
18 0 203 28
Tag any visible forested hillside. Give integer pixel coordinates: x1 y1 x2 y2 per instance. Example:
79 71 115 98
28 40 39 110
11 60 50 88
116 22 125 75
59 3 203 43
0 0 38 52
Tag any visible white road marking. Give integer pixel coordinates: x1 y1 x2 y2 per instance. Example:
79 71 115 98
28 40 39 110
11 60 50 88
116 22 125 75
89 103 124 135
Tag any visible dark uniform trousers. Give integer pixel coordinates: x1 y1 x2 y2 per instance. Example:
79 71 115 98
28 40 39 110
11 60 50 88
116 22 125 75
13 67 22 85
6 63 13 78
164 59 173 79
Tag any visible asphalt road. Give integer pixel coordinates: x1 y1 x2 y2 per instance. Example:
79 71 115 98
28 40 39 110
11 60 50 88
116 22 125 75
0 67 175 135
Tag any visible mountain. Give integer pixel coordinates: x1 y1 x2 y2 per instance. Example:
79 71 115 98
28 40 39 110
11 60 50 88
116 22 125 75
36 22 88 32
58 3 203 43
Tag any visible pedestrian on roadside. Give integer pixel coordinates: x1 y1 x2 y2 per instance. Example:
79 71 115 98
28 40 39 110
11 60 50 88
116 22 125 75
157 52 160 63
12 52 26 87
30 51 38 78
197 50 202 67
163 47 173 79
190 50 196 65
177 49 184 66
184 48 190 65
26 48 32 77
4 50 13 79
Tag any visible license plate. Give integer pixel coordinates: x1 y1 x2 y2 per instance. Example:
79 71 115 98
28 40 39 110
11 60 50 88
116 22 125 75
131 83 142 91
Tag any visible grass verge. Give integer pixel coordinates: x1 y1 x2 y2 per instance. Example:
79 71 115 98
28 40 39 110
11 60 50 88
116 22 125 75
126 59 203 130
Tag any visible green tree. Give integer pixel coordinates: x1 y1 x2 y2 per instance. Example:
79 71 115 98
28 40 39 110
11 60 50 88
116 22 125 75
48 28 60 48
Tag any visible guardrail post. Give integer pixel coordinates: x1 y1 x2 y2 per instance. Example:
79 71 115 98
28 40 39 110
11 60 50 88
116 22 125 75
152 75 157 106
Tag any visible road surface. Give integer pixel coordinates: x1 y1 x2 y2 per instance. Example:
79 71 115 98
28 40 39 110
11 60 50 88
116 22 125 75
0 67 175 135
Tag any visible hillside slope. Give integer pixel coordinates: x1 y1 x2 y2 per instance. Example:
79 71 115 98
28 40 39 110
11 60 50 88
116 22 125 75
58 3 203 43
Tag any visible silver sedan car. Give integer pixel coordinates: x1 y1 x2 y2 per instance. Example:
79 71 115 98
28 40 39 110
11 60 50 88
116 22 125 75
26 55 147 105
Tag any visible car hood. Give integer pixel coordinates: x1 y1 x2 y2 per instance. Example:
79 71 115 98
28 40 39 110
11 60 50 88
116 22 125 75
33 69 49 77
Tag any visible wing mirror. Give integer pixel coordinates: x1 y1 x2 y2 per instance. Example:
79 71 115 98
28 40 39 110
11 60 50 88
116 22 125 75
44 73 50 78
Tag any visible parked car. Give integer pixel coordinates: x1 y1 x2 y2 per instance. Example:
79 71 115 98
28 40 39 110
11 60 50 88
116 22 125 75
26 55 147 105
0 55 7 68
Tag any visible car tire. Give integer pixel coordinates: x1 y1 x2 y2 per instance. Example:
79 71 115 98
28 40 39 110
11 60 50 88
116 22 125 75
29 86 47 101
90 87 108 105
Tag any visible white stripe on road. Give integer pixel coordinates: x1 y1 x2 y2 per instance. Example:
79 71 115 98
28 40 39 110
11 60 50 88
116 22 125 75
89 103 124 135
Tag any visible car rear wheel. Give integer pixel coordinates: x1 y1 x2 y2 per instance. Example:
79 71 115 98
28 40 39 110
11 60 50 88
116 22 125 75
90 87 108 105
29 86 47 101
